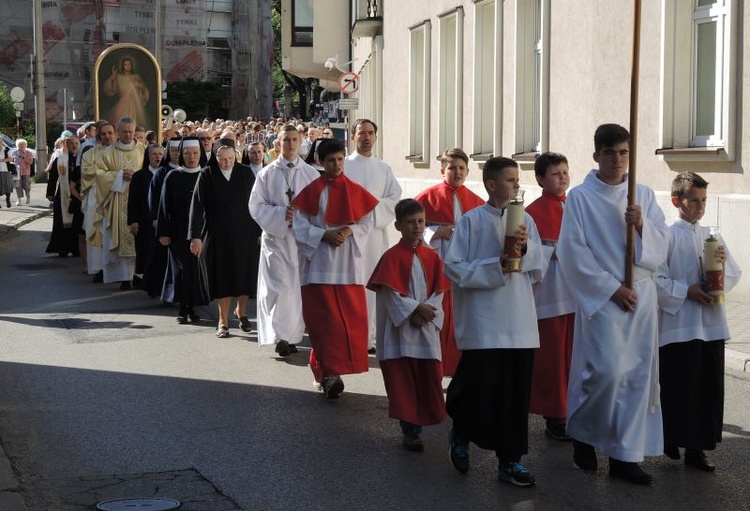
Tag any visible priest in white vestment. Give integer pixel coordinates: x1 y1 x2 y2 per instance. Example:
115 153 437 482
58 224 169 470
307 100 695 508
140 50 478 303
90 117 145 287
345 119 402 349
81 122 117 279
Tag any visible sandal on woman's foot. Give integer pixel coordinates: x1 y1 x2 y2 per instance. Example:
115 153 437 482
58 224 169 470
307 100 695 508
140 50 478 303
216 326 229 338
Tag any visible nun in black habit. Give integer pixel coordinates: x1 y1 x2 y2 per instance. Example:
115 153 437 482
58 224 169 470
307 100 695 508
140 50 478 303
188 138 261 338
157 137 209 323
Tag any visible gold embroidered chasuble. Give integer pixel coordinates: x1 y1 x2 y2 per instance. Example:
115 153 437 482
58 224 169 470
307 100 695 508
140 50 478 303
91 141 145 257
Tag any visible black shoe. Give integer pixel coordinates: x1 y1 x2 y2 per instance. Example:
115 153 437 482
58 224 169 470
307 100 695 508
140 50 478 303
288 343 299 353
367 346 376 354
92 271 103 283
323 375 344 399
664 444 681 460
449 428 470 474
573 440 598 472
545 421 572 442
176 315 188 325
684 449 716 472
119 281 131 290
608 459 653 485
275 340 292 357
236 315 252 332
186 308 200 323
403 431 424 452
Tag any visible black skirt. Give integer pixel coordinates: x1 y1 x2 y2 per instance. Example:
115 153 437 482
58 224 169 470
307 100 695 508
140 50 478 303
446 348 534 458
660 339 725 450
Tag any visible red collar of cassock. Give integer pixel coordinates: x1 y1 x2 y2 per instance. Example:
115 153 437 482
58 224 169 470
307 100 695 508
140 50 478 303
525 190 566 241
415 181 485 225
366 239 451 297
292 173 379 225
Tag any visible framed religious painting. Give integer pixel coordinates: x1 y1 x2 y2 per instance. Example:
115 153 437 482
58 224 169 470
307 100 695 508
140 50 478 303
94 43 161 138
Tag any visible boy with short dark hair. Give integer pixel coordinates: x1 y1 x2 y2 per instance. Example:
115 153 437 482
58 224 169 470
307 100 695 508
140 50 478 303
414 148 485 377
557 124 669 485
367 198 450 451
525 152 575 441
656 171 741 472
443 156 545 487
292 139 378 399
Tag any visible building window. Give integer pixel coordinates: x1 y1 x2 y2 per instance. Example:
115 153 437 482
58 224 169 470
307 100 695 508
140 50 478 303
514 0 548 161
659 0 736 161
438 8 464 154
408 21 431 164
292 0 313 46
472 0 500 160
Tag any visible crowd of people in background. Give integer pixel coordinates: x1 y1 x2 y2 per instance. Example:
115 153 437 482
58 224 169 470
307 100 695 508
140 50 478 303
37 115 741 491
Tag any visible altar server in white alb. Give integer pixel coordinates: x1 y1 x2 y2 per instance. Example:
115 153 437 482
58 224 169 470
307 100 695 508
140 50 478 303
655 171 741 472
556 124 668 485
444 157 545 488
345 119 402 350
249 124 319 357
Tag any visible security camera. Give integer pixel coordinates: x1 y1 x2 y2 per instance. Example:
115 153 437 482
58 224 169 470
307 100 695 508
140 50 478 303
323 57 337 71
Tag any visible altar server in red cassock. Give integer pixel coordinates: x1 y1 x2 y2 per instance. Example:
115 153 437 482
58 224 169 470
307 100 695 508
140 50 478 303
414 148 484 376
292 139 379 399
367 199 451 452
525 152 576 442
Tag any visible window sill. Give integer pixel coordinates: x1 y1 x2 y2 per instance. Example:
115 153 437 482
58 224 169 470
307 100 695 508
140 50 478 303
656 147 731 162
405 154 429 168
512 151 539 171
470 152 493 163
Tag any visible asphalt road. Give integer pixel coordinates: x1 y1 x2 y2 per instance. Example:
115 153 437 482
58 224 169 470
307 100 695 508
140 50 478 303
0 216 749 511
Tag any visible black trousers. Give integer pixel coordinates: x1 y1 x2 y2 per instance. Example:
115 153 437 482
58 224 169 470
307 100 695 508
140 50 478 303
660 339 724 450
446 348 534 459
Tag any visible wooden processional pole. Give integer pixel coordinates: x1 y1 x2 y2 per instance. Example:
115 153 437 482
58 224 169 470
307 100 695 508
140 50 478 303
625 0 642 289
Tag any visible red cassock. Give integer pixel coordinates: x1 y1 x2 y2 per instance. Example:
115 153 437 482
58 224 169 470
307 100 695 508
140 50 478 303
414 181 485 376
367 239 451 425
525 191 574 419
293 174 379 383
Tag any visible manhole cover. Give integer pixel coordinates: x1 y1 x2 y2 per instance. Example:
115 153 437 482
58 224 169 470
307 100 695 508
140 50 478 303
96 498 181 510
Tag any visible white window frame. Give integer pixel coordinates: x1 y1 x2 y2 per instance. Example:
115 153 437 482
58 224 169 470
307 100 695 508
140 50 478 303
514 0 549 161
472 0 502 161
659 0 736 162
407 21 431 165
438 8 464 155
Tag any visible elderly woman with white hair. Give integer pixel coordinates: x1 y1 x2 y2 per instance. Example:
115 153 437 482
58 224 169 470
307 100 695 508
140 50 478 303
11 138 34 205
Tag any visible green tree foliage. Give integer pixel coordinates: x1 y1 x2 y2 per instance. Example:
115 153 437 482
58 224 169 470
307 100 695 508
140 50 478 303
0 86 17 127
165 79 227 120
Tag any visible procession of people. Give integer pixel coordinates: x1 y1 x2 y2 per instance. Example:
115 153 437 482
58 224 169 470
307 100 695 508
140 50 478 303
41 115 741 489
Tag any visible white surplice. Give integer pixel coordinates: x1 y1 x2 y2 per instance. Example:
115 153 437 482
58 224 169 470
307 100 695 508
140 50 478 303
443 203 545 350
292 186 374 286
557 170 668 462
344 152 402 341
375 257 444 361
655 218 742 346
248 156 319 345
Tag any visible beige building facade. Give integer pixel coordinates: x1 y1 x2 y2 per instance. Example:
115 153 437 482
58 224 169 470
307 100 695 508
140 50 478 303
284 0 749 301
